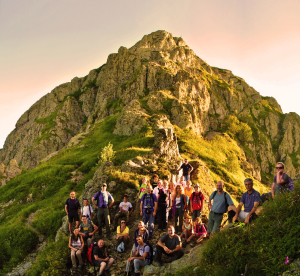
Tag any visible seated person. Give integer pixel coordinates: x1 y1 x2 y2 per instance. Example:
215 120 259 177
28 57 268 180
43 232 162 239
114 194 133 231
93 239 114 276
124 235 151 276
79 215 98 248
180 215 193 242
271 162 292 197
133 221 149 255
69 228 84 272
116 219 130 247
80 198 94 221
186 217 207 245
155 226 184 266
233 178 261 224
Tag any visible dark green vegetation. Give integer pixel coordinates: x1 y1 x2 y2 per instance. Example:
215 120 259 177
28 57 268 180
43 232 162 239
165 182 300 276
0 114 153 275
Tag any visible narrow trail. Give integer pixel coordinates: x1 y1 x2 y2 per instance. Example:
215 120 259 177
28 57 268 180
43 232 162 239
5 210 47 276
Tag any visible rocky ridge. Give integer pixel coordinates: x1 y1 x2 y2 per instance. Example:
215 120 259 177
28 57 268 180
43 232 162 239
1 30 300 183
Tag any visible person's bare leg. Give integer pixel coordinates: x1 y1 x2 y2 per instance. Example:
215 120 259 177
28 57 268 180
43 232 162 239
69 222 72 234
186 233 195 243
99 262 106 274
196 234 206 243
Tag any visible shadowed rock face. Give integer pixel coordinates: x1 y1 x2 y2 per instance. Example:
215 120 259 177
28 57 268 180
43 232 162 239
1 30 300 181
0 159 22 187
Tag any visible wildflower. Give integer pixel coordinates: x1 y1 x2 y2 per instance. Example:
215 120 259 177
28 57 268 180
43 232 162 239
285 256 289 264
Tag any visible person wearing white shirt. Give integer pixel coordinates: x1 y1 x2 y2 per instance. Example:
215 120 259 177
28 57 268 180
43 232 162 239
80 199 94 221
113 194 133 231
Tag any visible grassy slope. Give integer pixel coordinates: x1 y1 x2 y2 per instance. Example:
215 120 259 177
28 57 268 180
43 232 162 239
0 114 153 275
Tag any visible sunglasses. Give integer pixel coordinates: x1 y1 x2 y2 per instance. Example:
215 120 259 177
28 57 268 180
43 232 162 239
276 167 284 169
121 222 126 224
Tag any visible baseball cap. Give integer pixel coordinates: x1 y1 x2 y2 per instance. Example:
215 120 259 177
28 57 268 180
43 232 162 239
102 183 107 187
194 184 199 187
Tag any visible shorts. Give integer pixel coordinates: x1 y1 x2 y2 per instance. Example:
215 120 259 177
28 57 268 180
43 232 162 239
68 213 79 223
93 260 104 267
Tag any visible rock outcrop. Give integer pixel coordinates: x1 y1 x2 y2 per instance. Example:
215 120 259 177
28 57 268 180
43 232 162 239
0 159 22 186
0 30 300 183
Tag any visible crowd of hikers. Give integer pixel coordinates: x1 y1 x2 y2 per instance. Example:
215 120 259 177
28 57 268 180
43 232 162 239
65 160 294 275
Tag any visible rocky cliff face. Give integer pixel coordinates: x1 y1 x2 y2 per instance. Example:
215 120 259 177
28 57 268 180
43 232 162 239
1 30 300 182
0 159 22 187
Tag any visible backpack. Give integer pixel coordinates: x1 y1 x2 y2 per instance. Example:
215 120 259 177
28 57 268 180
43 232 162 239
66 198 80 212
212 191 229 213
143 193 155 210
191 192 202 206
140 243 156 264
87 242 98 263
116 241 125 253
275 173 294 192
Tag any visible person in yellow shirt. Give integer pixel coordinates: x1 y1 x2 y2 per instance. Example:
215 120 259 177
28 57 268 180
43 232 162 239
116 219 130 247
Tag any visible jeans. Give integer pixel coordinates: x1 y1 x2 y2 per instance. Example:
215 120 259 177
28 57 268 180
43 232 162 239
97 207 111 236
192 209 201 221
175 208 184 233
126 259 149 273
143 212 155 237
158 204 167 230
207 211 223 234
156 245 184 263
183 175 190 182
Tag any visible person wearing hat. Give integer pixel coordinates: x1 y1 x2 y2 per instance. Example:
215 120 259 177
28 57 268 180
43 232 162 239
92 183 114 240
189 184 204 221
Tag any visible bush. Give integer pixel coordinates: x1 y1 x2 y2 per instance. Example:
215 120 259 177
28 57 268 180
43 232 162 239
98 142 115 164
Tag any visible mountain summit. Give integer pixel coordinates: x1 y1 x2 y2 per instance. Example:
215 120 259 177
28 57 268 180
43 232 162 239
1 30 300 183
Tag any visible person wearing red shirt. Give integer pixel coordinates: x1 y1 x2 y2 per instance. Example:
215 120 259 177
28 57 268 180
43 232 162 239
189 184 204 221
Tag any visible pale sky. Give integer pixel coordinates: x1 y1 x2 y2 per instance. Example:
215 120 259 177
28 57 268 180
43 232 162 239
1 0 300 148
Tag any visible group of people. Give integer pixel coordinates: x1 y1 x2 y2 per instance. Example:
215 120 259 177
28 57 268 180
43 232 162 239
65 160 292 275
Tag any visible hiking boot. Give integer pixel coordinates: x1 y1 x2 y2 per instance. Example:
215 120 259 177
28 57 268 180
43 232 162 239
182 241 187 248
124 272 131 276
70 267 76 272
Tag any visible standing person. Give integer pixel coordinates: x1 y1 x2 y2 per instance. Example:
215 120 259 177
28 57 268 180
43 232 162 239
124 235 151 276
113 194 133 231
157 180 169 232
184 180 194 208
169 181 176 219
153 180 164 197
92 183 114 240
150 174 159 190
176 176 186 189
177 159 193 182
163 180 171 227
136 177 148 202
69 228 84 272
132 221 149 255
271 162 292 197
80 198 93 221
65 191 80 234
190 184 204 221
116 219 130 248
79 215 98 249
140 184 158 240
155 226 184 266
233 179 261 224
93 239 115 276
172 185 187 234
207 181 235 236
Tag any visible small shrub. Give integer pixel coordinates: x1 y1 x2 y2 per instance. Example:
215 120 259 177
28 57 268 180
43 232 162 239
99 142 115 164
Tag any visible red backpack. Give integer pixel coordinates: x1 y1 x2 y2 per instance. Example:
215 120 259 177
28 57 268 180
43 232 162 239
87 242 98 263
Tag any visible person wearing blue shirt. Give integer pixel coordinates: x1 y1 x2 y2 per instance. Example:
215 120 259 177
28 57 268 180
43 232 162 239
233 178 261 224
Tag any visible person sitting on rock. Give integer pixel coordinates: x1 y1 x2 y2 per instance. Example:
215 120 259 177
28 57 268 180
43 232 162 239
150 174 159 189
65 190 81 234
79 215 98 253
186 217 207 246
140 184 158 240
80 198 94 221
271 162 292 197
176 159 193 182
132 221 149 255
232 178 261 224
190 184 204 221
69 228 84 272
172 185 187 234
124 235 151 276
180 215 193 242
155 225 184 266
92 183 114 240
93 239 114 276
207 181 235 236
114 194 133 231
116 219 130 247
136 177 148 202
